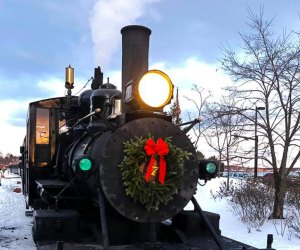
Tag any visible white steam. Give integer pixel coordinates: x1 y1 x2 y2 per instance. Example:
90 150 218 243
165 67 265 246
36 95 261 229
89 0 162 69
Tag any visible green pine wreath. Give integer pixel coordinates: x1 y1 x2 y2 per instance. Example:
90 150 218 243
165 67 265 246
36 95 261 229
119 136 190 211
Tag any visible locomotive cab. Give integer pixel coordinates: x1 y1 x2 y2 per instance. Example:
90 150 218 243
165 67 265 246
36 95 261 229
21 96 78 209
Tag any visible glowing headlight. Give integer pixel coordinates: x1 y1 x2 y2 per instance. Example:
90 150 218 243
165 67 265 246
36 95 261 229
138 70 173 108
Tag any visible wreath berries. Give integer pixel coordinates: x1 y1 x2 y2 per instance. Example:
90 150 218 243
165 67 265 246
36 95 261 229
119 136 190 211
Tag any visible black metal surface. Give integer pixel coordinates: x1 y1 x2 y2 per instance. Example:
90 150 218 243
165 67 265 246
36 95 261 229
123 111 172 123
33 210 80 243
99 117 199 223
191 196 227 250
97 188 109 249
36 236 261 250
35 179 69 189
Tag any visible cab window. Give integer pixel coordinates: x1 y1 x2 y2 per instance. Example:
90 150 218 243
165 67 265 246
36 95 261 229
36 108 49 144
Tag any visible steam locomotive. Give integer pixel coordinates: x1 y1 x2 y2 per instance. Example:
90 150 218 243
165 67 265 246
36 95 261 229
20 25 262 249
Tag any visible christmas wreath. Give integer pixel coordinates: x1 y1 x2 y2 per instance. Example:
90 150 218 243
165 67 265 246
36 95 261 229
119 136 190 211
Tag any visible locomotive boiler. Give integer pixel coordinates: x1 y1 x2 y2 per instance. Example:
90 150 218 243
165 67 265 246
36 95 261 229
20 25 261 250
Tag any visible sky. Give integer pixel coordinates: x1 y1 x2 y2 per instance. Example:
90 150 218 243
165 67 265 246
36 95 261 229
1 0 300 156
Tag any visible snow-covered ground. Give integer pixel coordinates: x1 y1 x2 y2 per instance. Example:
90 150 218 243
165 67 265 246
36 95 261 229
0 173 299 249
191 177 300 250
0 173 35 249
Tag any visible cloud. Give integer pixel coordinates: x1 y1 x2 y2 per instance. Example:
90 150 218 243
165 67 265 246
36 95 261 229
152 58 232 91
0 100 27 124
89 0 162 69
36 78 66 97
36 76 96 98
0 122 25 156
150 58 233 112
0 100 28 155
104 70 122 90
0 56 232 156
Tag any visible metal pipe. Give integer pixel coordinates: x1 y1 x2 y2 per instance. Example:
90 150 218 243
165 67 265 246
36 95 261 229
254 106 265 178
54 175 78 211
56 241 64 250
254 110 258 178
98 188 110 249
191 196 228 250
121 25 151 113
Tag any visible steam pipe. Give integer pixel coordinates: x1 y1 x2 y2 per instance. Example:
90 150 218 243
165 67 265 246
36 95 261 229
121 25 151 113
191 196 228 250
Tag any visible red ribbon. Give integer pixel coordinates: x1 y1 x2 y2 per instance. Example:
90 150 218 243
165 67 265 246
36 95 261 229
144 138 169 185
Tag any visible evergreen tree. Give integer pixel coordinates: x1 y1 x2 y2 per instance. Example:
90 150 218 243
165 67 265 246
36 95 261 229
169 87 182 125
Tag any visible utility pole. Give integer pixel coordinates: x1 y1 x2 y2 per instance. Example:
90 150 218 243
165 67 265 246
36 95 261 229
254 106 265 178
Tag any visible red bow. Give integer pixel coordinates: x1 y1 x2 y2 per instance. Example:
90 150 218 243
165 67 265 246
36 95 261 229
144 138 169 185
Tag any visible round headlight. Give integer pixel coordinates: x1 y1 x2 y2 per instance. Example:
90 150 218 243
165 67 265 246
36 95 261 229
138 70 173 108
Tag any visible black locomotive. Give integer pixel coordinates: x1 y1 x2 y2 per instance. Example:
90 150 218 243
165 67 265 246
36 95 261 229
20 25 264 250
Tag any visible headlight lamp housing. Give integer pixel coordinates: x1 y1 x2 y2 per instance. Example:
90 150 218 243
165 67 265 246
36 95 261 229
124 70 173 111
199 160 218 181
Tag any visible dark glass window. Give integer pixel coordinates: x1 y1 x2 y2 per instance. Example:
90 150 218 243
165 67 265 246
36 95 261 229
36 108 49 144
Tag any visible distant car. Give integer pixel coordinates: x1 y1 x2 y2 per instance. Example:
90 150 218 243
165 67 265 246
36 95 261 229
221 172 230 177
262 173 273 181
220 172 232 177
220 172 250 178
289 172 300 177
231 172 250 179
262 173 300 187
257 172 267 177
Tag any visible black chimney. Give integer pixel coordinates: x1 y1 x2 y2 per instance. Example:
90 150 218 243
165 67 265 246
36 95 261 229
91 66 103 90
121 25 151 113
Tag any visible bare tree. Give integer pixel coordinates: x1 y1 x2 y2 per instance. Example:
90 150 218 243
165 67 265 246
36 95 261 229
184 85 247 187
184 84 212 147
204 96 247 187
221 9 300 218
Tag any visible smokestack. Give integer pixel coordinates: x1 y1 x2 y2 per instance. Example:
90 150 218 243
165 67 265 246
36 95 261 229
91 66 103 90
121 25 151 112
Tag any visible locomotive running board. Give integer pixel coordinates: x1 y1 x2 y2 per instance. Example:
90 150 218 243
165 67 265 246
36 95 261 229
36 238 260 250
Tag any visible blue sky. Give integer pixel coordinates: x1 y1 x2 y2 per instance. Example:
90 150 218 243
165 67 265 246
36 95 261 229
1 0 299 155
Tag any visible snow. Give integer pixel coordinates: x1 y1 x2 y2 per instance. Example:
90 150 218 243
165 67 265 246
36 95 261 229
190 177 300 250
0 173 35 249
0 174 299 249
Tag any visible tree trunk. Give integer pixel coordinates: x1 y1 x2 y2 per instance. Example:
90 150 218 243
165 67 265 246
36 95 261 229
272 174 286 219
